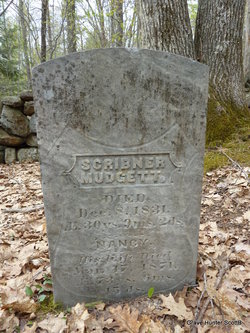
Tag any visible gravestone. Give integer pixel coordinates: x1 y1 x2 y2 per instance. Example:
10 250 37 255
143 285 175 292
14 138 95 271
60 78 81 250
32 48 209 307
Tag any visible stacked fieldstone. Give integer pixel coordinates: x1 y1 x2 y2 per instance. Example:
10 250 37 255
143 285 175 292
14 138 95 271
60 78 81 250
0 90 39 164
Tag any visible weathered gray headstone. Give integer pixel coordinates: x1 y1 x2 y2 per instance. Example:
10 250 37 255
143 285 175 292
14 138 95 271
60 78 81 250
32 48 209 307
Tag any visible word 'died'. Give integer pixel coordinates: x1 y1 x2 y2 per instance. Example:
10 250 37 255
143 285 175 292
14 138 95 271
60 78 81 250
64 153 182 188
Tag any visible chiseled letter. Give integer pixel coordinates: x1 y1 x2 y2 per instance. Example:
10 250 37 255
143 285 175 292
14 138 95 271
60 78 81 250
82 172 92 184
82 159 90 170
120 158 130 169
93 159 102 170
156 157 165 168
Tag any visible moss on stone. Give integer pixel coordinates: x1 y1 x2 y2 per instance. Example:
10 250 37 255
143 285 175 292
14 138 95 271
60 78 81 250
204 151 228 173
204 134 250 173
206 89 250 144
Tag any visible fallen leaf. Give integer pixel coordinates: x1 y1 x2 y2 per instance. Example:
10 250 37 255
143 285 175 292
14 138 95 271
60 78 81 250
156 294 193 320
1 276 37 314
0 309 19 333
85 314 113 333
234 242 250 255
140 315 170 333
38 313 67 333
109 304 142 333
22 322 38 333
174 325 184 333
243 210 250 221
68 303 90 331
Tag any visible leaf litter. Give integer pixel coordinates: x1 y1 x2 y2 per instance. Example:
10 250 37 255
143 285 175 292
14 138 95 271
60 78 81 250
0 162 249 332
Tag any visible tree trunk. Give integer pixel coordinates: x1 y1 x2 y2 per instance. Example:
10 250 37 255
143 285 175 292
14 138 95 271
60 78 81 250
47 3 53 60
66 0 77 53
18 0 32 87
96 0 107 47
41 0 48 62
243 0 250 83
195 0 249 142
126 3 136 47
137 0 194 58
195 0 246 106
110 0 123 47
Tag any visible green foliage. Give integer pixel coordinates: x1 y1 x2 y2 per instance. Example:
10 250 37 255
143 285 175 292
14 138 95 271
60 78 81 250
38 294 64 314
84 29 103 49
147 287 155 298
24 275 64 313
38 294 46 303
26 321 34 327
25 286 33 297
0 15 28 97
188 3 198 32
85 300 103 309
25 274 58 311
0 17 20 79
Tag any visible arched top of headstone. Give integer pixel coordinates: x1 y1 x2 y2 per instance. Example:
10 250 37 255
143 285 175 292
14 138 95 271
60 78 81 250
33 48 208 151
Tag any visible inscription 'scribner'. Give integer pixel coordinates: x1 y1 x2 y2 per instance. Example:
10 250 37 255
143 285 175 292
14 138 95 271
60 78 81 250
32 48 209 306
64 152 182 188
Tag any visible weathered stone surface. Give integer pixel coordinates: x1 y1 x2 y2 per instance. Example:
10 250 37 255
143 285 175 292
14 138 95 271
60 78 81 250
0 146 4 163
5 147 16 164
1 96 24 108
26 134 38 147
0 152 4 163
17 148 39 162
32 48 209 307
0 105 30 137
20 90 33 101
23 101 35 116
29 114 37 133
0 127 25 146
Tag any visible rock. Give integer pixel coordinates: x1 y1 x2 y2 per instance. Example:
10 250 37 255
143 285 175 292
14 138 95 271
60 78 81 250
0 127 25 146
29 114 37 133
20 90 33 101
1 96 24 108
0 105 30 137
26 134 38 147
0 152 4 163
23 101 35 116
0 147 4 163
17 148 39 162
5 147 16 164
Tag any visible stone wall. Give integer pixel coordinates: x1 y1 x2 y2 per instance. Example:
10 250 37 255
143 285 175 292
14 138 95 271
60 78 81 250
0 90 39 164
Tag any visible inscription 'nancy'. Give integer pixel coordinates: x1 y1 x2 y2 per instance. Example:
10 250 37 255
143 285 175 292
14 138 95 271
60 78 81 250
64 152 182 188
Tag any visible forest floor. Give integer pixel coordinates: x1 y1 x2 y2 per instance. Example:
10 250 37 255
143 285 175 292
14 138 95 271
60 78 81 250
0 155 249 333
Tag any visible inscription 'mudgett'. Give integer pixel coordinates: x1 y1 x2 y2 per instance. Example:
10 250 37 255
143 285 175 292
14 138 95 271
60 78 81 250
65 152 181 187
